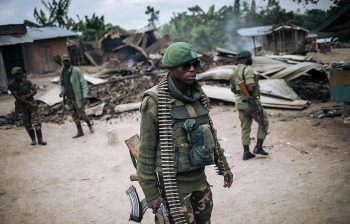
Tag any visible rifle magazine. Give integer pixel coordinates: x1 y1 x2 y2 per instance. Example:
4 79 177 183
125 185 144 223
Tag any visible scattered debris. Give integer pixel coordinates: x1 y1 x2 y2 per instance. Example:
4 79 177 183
310 109 342 118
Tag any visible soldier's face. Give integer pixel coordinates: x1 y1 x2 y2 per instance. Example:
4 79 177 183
246 57 253 65
63 60 71 68
14 73 22 82
170 60 199 85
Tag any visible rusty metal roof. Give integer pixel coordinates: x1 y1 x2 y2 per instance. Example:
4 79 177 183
0 33 33 46
238 25 309 37
0 26 78 46
27 27 78 40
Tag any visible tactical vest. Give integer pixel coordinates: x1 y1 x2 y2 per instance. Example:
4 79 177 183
145 88 215 174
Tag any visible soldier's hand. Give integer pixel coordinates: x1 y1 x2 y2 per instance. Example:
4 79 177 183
147 196 166 214
29 102 37 107
223 169 233 188
20 95 27 101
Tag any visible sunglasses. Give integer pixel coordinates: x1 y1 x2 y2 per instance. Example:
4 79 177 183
182 60 200 71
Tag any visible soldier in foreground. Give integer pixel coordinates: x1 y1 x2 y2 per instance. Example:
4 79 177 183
8 67 47 146
136 42 233 223
229 50 269 160
59 54 94 138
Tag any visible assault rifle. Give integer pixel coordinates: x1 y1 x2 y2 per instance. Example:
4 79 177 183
237 81 267 135
125 134 170 224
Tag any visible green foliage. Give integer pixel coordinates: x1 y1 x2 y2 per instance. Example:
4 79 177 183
24 0 71 28
70 13 107 41
145 6 160 28
160 5 232 52
159 1 349 52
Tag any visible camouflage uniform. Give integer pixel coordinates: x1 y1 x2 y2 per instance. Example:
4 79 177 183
8 79 42 132
59 58 94 137
66 98 90 124
138 75 230 224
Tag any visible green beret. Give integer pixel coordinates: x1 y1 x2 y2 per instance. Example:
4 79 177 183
61 54 71 61
162 42 198 68
11 67 22 75
236 50 252 59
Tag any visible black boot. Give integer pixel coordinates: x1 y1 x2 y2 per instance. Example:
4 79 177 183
73 123 84 138
253 139 269 155
27 129 37 145
87 120 94 133
243 145 255 160
35 129 47 145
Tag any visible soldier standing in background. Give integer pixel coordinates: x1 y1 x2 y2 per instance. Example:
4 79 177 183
59 54 94 138
8 67 47 146
230 50 269 160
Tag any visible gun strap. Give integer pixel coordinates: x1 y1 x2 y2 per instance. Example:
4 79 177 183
157 75 187 224
129 151 137 169
242 67 246 83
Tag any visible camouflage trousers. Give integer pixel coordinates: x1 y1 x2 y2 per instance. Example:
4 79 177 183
238 105 269 145
66 98 90 125
16 103 41 131
157 182 213 224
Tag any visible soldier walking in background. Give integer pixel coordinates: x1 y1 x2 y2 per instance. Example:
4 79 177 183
230 50 269 160
8 67 47 146
59 54 94 138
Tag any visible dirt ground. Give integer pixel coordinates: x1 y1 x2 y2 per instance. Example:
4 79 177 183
0 49 350 224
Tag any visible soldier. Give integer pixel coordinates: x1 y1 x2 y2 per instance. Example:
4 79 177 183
137 42 233 223
229 50 269 160
8 67 47 146
59 54 94 138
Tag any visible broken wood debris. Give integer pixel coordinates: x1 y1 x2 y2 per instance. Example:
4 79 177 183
1 41 334 126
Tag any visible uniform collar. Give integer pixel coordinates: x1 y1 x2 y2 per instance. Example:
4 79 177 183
168 74 201 102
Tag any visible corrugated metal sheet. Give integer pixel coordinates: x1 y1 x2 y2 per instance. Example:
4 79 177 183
237 25 309 37
27 27 78 40
0 33 33 46
317 37 335 43
306 34 318 38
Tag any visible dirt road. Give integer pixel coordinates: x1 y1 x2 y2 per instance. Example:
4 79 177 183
0 98 349 223
1 49 350 223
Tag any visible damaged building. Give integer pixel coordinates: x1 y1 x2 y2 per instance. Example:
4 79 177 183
0 24 78 91
237 24 309 56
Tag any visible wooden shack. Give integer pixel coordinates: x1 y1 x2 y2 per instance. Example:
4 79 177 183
0 24 78 91
237 24 309 56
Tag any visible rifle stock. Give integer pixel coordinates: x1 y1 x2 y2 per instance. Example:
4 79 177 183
236 81 267 135
125 135 171 224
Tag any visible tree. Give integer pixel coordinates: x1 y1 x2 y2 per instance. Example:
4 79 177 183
263 0 320 5
233 0 241 21
70 13 106 41
24 0 71 28
145 6 160 28
160 5 232 52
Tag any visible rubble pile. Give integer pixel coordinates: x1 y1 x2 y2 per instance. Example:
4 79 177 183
288 74 330 101
0 33 335 127
34 73 164 125
0 112 21 127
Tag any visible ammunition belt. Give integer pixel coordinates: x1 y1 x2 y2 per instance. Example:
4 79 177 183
157 75 226 223
157 75 187 223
